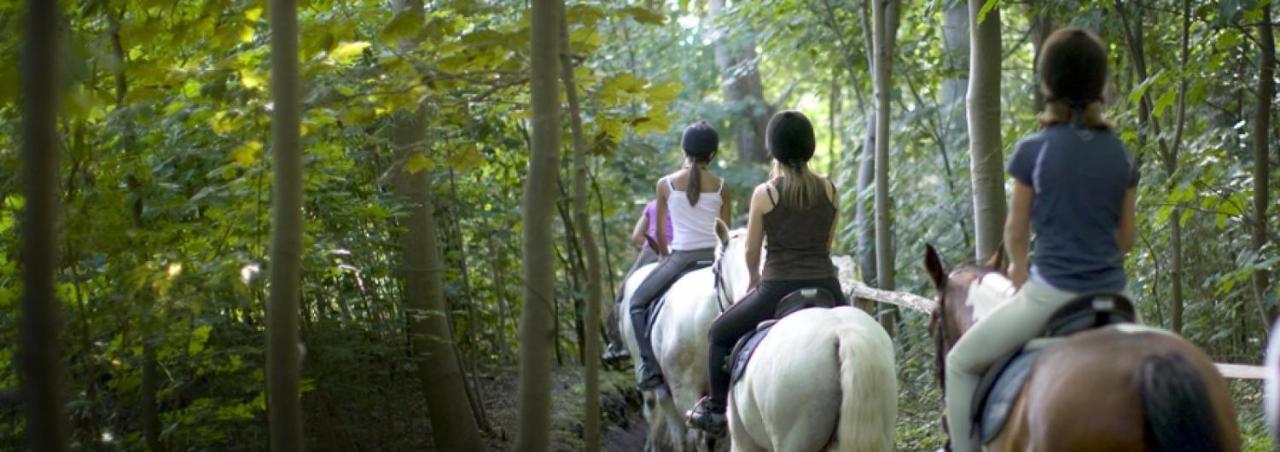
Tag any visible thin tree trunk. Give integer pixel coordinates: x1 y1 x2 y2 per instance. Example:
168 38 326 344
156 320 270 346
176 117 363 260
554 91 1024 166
856 119 878 292
1167 0 1191 334
967 0 1006 262
1252 3 1275 327
388 1 485 449
871 0 900 294
560 8 604 449
19 1 67 449
445 168 490 431
519 0 562 449
267 0 303 447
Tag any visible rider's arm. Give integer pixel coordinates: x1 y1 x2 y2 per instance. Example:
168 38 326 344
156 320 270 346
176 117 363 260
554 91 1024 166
1005 181 1034 288
632 211 648 250
744 184 772 289
1116 187 1137 255
655 179 671 256
825 179 839 249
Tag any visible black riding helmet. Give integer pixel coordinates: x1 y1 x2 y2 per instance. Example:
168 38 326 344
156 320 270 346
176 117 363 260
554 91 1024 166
1039 28 1108 107
766 110 815 167
681 122 719 161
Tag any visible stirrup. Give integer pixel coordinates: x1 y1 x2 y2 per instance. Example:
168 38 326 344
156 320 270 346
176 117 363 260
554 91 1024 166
685 396 727 437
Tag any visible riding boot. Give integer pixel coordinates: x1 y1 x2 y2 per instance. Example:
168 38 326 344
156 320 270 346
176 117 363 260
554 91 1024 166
686 396 727 437
629 304 665 390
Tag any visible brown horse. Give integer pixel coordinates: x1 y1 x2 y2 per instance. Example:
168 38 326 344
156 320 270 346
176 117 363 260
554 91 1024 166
923 245 1240 452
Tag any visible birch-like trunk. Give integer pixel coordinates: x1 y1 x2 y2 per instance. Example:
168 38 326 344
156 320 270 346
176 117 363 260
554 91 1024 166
967 0 1006 262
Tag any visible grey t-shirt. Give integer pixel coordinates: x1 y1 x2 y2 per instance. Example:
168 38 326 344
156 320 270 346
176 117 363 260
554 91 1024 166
1007 124 1139 293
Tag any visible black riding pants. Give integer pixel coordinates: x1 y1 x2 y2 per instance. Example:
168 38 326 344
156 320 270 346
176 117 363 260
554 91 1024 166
629 248 715 381
706 277 846 406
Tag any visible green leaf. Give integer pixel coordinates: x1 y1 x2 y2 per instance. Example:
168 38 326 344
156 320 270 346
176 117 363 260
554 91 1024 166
1153 89 1177 119
231 141 263 167
620 6 666 25
404 153 434 174
381 10 424 44
978 0 1000 23
328 41 370 64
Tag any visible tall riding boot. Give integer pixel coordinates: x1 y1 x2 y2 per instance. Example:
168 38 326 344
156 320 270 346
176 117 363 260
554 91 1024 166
629 304 665 390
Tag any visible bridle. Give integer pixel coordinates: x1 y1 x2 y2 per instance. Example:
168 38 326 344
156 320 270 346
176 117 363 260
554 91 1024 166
712 253 731 313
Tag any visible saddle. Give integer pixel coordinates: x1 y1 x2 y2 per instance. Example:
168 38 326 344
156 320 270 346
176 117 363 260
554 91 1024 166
972 293 1136 444
643 260 715 338
727 288 841 384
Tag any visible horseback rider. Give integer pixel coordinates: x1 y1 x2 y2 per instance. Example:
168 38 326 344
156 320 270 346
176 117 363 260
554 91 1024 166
944 28 1139 452
629 121 731 391
687 110 845 436
603 200 674 362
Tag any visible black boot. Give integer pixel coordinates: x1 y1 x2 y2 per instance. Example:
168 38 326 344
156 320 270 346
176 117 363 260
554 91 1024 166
629 305 665 391
686 396 727 437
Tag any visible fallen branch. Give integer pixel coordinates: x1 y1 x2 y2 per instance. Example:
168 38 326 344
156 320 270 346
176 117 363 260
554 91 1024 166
833 255 937 314
1215 363 1266 380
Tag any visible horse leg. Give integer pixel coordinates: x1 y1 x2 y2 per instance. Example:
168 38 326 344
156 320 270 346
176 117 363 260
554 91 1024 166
655 388 687 452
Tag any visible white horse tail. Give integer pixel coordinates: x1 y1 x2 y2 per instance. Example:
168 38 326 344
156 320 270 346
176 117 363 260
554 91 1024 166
831 315 896 452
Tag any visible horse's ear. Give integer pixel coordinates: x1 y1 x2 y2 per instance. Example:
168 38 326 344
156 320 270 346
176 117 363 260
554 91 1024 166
983 242 1007 272
924 244 946 291
714 219 730 247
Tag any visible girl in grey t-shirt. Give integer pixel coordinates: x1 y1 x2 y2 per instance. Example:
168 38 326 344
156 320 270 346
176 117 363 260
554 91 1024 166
943 28 1140 452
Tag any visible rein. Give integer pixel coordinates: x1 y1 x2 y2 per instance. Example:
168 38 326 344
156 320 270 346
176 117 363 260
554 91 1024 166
712 257 730 313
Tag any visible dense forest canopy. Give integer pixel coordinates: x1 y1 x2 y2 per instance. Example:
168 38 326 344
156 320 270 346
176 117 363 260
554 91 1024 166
1 0 1277 450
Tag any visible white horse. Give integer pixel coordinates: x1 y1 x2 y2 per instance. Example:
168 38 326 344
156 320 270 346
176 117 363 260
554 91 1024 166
711 221 897 452
619 255 721 451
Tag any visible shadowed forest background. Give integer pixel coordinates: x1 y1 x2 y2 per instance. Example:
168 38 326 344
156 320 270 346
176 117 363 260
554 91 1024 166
1 0 1278 450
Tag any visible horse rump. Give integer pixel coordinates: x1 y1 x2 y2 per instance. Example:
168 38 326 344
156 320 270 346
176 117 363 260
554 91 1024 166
1138 352 1223 452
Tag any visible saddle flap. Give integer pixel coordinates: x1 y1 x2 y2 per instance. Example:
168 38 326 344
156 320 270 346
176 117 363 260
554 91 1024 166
1044 293 1135 337
774 287 838 318
974 348 1043 444
728 322 776 384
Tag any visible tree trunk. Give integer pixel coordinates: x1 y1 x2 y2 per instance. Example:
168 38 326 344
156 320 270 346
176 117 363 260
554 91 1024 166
19 0 68 449
967 0 1006 262
708 0 771 163
559 8 604 449
267 0 304 447
941 2 968 140
856 118 878 291
519 0 562 449
388 1 485 449
871 0 900 294
1252 3 1275 327
1167 0 1191 334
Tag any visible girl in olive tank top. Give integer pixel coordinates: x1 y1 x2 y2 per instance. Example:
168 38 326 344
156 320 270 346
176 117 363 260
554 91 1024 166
687 111 845 436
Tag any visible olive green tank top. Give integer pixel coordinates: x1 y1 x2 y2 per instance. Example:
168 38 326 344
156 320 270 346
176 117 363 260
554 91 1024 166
761 178 837 281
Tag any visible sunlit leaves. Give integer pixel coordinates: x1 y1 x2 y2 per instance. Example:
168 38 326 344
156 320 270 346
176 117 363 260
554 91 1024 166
404 152 434 175
328 41 371 65
230 141 262 167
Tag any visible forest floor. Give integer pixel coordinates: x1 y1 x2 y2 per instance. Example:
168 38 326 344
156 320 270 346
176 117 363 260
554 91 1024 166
482 365 647 451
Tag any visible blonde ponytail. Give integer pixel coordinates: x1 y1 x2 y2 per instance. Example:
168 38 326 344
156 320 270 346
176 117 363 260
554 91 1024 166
771 160 824 209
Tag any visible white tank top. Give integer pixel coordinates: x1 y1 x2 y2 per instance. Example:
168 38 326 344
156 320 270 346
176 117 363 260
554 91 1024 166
666 177 724 251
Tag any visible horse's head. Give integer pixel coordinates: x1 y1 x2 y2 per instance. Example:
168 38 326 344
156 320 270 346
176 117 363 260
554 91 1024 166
713 219 751 307
924 243 1007 349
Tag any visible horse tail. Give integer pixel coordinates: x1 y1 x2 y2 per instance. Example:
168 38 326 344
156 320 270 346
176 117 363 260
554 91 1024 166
1139 352 1222 452
831 314 896 452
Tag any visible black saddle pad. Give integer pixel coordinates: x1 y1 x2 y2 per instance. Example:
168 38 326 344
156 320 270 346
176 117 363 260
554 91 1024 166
729 320 776 384
974 347 1042 443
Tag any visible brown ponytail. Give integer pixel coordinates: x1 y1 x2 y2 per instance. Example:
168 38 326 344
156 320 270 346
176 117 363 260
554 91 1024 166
687 162 702 205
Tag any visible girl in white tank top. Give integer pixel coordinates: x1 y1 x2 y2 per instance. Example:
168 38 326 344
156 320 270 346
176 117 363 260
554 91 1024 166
629 122 731 391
